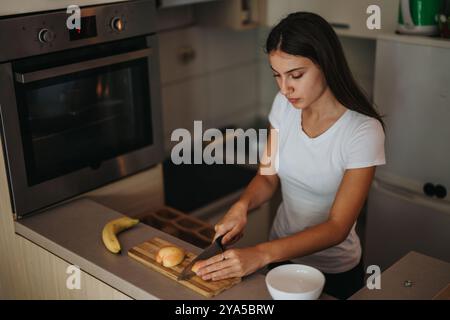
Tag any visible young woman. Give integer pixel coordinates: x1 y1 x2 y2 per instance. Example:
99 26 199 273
194 12 386 300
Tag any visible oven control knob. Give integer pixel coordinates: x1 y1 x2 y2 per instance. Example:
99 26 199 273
38 28 54 43
110 17 124 32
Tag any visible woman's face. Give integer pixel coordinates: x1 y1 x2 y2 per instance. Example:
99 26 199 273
269 50 327 109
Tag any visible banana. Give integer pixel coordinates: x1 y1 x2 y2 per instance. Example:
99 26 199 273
102 216 139 254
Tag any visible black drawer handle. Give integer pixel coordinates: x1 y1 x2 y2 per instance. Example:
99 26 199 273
435 185 447 199
423 183 447 199
330 22 350 29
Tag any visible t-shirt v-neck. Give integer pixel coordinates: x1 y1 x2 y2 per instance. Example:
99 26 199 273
298 108 350 145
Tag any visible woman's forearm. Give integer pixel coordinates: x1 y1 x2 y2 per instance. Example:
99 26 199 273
237 174 279 212
255 220 347 266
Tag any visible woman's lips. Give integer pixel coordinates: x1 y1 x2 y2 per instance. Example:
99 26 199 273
288 98 300 104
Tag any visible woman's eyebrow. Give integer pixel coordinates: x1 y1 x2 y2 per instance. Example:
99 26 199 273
270 66 306 74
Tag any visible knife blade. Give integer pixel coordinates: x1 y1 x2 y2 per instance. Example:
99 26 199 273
177 235 225 281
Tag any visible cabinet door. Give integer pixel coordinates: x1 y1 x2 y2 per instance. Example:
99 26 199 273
374 39 450 189
364 180 450 271
264 0 399 39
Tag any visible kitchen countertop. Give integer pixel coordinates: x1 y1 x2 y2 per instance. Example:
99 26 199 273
14 198 273 300
13 198 450 300
350 251 450 300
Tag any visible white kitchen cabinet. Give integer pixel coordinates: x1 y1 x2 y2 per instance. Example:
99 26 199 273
364 179 450 272
262 0 400 39
159 25 258 86
363 36 450 273
158 24 260 152
195 0 263 30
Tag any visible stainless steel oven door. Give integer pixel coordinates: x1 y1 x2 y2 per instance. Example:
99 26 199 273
0 35 163 218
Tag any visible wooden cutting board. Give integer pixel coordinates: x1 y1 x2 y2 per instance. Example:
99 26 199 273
128 237 241 298
433 283 450 300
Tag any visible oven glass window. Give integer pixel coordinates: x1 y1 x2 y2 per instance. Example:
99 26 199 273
16 58 153 186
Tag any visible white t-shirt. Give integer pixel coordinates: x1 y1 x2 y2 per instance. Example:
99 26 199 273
268 92 386 274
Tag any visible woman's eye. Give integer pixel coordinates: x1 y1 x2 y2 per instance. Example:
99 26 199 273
291 74 303 79
272 74 280 78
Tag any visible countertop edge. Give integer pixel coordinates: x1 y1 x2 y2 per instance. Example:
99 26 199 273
14 220 159 300
12 198 273 300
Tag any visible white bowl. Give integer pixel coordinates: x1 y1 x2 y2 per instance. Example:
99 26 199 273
265 264 325 300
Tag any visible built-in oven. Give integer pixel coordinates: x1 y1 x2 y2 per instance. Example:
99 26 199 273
0 0 164 219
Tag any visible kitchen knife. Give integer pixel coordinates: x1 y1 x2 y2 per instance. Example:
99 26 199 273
177 235 225 281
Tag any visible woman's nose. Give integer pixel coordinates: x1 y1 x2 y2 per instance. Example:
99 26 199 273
280 80 293 97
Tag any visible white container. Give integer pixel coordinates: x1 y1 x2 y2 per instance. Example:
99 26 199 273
265 264 326 300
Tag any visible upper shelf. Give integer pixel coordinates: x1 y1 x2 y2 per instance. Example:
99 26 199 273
261 0 450 49
336 29 450 49
375 32 450 49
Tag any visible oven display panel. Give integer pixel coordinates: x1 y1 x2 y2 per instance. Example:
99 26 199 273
69 16 97 41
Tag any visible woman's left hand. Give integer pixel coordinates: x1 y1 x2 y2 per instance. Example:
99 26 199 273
194 246 268 281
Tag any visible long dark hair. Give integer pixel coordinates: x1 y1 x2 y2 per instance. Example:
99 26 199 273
266 12 384 129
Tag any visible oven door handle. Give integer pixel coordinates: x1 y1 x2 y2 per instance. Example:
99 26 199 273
14 48 152 84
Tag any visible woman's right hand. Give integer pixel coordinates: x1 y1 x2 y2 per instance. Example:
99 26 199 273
213 201 248 246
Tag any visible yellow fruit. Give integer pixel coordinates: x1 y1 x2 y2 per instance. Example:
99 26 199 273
156 246 185 267
102 216 139 254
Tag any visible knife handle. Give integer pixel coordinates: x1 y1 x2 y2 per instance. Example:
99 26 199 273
215 235 225 251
